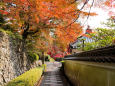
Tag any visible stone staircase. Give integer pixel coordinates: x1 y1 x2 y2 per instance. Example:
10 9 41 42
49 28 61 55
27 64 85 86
40 62 70 86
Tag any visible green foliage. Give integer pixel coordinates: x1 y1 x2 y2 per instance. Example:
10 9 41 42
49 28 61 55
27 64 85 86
49 58 55 62
44 54 55 62
84 28 115 51
42 64 47 72
35 53 39 60
2 24 14 31
47 55 55 62
91 28 115 46
25 39 38 54
6 67 43 86
0 14 5 26
28 52 39 63
84 42 95 51
76 18 115 51
0 14 15 31
0 28 22 39
104 18 115 29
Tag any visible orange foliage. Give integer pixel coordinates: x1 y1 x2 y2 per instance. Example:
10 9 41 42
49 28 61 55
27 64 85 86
55 23 83 51
104 0 114 7
3 0 97 53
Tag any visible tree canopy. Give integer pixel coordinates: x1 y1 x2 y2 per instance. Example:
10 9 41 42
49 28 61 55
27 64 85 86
0 0 114 56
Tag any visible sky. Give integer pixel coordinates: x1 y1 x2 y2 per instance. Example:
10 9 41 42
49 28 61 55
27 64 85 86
81 7 110 30
78 0 115 30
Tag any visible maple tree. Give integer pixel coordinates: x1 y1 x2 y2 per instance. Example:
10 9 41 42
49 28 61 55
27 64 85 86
1 0 99 59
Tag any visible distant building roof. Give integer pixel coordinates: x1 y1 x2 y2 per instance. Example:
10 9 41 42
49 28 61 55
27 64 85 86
69 26 94 48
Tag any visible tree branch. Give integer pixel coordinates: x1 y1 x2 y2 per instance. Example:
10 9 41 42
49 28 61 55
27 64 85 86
83 0 95 25
62 0 89 29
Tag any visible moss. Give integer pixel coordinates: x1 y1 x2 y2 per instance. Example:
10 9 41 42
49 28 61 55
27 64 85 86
0 28 22 40
60 61 64 63
50 58 55 62
47 55 55 62
0 28 8 33
28 52 39 63
6 67 43 86
34 53 39 60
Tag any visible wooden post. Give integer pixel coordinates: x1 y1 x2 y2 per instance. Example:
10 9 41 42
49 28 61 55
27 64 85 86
82 39 85 51
42 51 45 64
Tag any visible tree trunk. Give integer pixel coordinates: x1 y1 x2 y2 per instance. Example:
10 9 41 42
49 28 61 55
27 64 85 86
41 51 45 64
82 39 85 51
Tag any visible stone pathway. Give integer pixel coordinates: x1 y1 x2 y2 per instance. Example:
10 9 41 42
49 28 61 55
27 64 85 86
40 62 70 86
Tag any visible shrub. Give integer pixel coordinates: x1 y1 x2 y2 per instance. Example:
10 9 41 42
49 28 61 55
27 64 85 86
28 52 39 63
47 55 55 62
6 67 43 86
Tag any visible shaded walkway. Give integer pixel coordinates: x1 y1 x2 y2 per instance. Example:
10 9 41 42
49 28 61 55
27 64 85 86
40 62 70 86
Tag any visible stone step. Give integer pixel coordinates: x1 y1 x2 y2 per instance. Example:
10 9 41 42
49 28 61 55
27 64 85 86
39 62 70 86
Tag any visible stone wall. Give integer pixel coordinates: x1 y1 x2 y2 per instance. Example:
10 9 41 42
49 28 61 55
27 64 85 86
0 31 40 86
